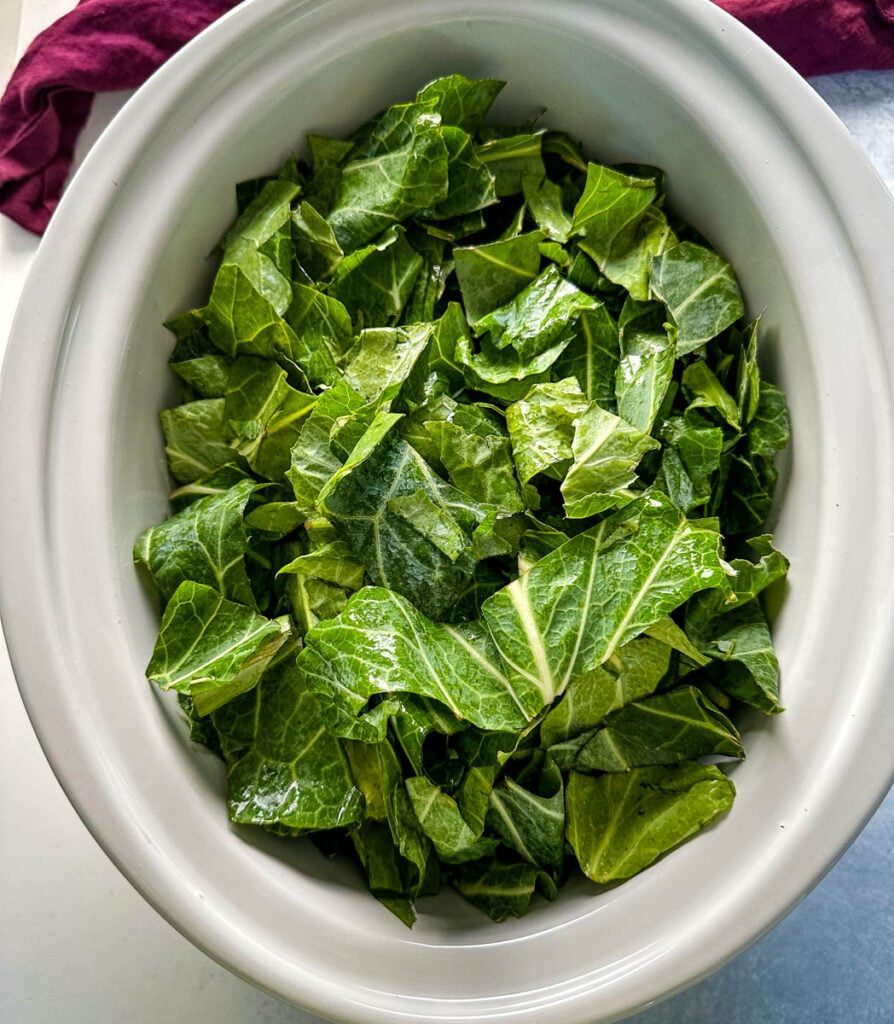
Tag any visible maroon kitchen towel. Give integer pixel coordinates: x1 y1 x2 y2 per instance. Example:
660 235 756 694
1 0 894 235
0 0 240 233
714 0 894 76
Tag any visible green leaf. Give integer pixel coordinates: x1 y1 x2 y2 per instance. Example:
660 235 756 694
134 478 257 606
217 645 364 830
283 283 353 387
487 757 565 870
285 380 369 514
481 493 727 707
160 399 244 485
615 300 676 433
654 414 725 515
749 381 790 459
539 637 672 757
522 174 573 242
456 330 565 401
452 858 557 922
415 74 505 133
223 356 317 478
453 229 543 324
572 163 657 267
342 323 433 402
405 776 498 863
205 259 298 359
576 685 743 771
146 581 290 715
684 540 788 714
292 201 344 282
505 377 589 484
421 397 524 510
399 302 468 406
566 762 735 882
477 264 600 365
327 100 450 252
318 425 494 618
551 304 621 406
420 125 497 220
475 131 546 197
649 241 745 355
277 540 366 590
297 586 535 735
682 360 740 430
560 402 660 518
329 226 424 328
602 205 678 302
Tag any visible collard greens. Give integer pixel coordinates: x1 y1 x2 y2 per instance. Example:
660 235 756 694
137 75 790 925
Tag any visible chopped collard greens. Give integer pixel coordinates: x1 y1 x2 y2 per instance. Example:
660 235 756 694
136 76 790 925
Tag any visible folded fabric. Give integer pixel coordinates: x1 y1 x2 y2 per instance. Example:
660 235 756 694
0 0 240 234
714 0 894 76
1 0 893 234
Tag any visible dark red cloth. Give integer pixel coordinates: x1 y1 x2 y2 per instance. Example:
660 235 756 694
1 0 893 234
0 0 239 233
714 0 894 76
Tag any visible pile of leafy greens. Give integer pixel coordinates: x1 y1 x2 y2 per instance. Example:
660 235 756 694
135 75 790 926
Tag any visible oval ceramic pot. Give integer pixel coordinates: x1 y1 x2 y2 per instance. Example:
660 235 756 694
1 1 894 1022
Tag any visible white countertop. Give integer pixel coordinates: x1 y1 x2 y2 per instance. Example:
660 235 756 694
1 4 892 1022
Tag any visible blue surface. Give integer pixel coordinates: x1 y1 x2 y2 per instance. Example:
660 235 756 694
629 768 894 1023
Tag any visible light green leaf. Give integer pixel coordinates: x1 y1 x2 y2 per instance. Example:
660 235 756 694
415 74 505 133
216 646 363 830
615 300 676 433
342 323 433 403
452 858 557 922
285 379 369 514
506 377 588 484
566 762 735 882
134 478 257 606
475 131 546 197
283 283 353 387
522 174 573 242
539 637 672 758
160 399 245 485
420 125 497 220
318 427 491 619
682 359 741 429
552 304 621 407
572 163 657 266
602 205 678 301
146 581 290 715
649 241 745 355
481 493 727 707
277 540 366 590
560 402 660 518
292 201 344 282
329 226 424 329
487 758 565 870
405 776 497 863
477 264 600 365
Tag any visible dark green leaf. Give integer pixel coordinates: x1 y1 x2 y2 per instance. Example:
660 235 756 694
297 586 536 735
453 229 543 324
327 100 450 252
576 685 743 771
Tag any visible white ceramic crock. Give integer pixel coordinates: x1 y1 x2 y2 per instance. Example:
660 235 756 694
2 1 894 1021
